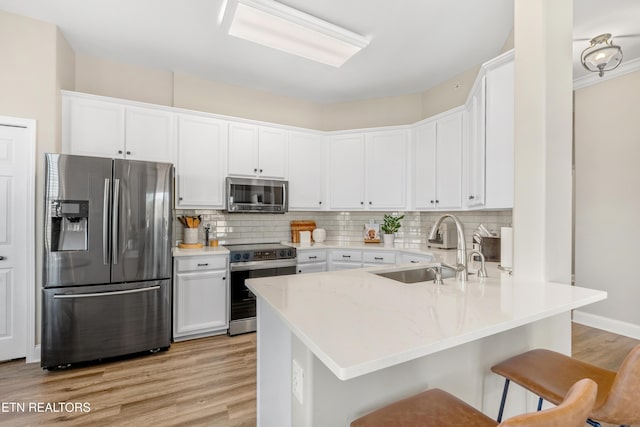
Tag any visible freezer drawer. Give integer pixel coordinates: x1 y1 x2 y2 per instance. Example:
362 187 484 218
41 280 171 369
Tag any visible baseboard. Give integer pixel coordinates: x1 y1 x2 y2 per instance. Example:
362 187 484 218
27 344 41 364
573 310 640 340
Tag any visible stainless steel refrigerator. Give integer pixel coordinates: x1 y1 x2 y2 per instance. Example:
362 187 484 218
42 153 173 369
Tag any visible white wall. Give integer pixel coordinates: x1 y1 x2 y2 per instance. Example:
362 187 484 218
574 70 640 336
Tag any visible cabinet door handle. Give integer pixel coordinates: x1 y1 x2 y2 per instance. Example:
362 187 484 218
179 197 183 201
374 257 383 260
254 168 258 172
360 201 364 205
126 151 131 155
342 255 351 259
430 200 435 204
410 260 419 263
222 277 226 280
319 201 322 205
118 150 123 154
308 256 317 259
369 201 372 205
197 263 209 267
259 169 263 173
0 256 5 260
435 200 440 203
469 195 475 200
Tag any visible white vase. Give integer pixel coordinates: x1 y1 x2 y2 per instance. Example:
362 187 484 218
383 233 395 247
183 228 198 244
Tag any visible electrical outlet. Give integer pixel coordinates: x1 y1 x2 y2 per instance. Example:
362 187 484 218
292 359 304 404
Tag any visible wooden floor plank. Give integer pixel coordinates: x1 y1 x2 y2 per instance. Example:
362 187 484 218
0 324 638 426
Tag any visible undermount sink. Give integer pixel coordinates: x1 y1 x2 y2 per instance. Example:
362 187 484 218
374 265 457 284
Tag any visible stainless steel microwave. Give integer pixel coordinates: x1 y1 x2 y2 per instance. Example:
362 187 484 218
226 177 288 213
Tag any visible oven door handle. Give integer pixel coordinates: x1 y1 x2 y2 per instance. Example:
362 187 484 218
230 259 297 272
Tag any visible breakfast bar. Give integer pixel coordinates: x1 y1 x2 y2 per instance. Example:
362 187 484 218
246 261 607 426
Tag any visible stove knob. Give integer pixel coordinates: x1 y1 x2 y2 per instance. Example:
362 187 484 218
233 253 241 262
279 250 285 257
288 249 294 257
242 253 250 260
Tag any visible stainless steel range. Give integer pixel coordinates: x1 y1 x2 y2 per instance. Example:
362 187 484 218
227 243 296 336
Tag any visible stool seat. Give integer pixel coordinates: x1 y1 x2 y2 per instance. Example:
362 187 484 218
491 345 640 426
491 349 616 411
351 388 497 427
351 378 597 427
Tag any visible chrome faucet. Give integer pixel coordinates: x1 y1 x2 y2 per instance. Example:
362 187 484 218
468 250 488 278
428 214 467 282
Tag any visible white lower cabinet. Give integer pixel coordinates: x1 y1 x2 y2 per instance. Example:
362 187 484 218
329 249 363 271
297 249 328 274
173 255 228 341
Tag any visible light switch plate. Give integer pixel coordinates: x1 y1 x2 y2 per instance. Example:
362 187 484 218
292 359 304 404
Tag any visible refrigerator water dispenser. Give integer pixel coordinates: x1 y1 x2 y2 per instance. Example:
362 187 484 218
50 200 89 251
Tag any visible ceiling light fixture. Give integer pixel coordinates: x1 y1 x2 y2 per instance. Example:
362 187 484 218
221 0 370 67
580 33 623 77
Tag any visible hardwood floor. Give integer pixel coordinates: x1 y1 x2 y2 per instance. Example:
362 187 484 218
0 324 637 426
0 333 257 427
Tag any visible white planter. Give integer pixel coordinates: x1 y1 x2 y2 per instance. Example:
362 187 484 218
383 233 395 247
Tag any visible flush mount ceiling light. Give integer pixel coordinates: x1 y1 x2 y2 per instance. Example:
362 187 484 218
580 33 623 77
221 0 370 67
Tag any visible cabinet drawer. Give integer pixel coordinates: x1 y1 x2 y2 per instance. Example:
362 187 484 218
401 253 436 264
330 250 362 262
175 255 228 272
297 250 327 263
362 251 396 264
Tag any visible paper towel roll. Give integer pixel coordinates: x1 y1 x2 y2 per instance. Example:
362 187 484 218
500 227 513 269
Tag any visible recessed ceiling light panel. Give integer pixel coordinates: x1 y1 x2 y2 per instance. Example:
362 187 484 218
222 0 370 67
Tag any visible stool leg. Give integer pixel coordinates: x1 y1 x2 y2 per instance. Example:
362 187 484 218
537 397 543 411
497 379 510 422
585 419 601 427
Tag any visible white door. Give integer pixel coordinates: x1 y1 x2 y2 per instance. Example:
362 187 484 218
0 124 30 361
414 122 437 209
288 131 324 210
328 134 366 210
366 130 408 209
435 112 463 209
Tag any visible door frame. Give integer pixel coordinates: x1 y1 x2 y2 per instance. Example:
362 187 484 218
0 116 36 362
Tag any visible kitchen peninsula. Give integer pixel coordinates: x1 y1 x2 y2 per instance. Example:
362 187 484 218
246 260 606 426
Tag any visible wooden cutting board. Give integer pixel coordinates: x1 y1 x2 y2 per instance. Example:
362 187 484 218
290 220 316 243
178 242 204 249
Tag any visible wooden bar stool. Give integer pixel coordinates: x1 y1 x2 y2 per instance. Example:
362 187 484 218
351 378 597 427
491 344 640 427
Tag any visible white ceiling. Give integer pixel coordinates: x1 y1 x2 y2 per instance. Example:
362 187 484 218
1 0 638 104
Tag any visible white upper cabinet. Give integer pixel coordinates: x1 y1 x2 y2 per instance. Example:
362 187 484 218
176 114 228 209
414 110 463 210
227 122 288 179
484 53 514 209
465 76 486 207
62 92 176 164
63 95 125 158
328 134 366 210
125 107 176 163
464 50 514 209
288 131 325 210
366 130 408 210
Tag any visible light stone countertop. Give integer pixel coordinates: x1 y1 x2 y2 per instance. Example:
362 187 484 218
172 245 230 257
246 264 607 381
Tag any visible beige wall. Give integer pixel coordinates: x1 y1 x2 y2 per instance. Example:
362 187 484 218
574 69 640 327
173 73 322 129
75 54 173 106
420 66 480 119
0 11 77 344
319 93 423 131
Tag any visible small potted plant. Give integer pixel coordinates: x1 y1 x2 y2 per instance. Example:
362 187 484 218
381 214 404 247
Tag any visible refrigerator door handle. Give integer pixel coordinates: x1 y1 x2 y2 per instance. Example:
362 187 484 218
112 178 120 265
103 178 111 265
53 285 160 299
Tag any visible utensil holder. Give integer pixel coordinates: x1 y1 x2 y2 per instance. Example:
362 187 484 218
183 228 198 244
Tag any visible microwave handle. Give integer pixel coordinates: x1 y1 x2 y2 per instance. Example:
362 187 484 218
282 184 287 208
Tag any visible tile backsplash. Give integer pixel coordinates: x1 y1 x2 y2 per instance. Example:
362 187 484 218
174 209 512 246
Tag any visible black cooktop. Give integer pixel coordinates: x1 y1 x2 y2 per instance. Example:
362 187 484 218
226 243 296 263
